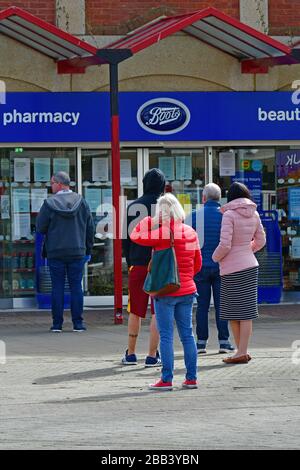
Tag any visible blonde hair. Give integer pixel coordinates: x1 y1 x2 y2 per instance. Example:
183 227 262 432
156 193 185 222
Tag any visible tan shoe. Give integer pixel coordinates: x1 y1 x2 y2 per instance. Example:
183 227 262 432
222 355 249 364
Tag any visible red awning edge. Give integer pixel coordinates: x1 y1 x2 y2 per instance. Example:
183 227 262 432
0 6 298 74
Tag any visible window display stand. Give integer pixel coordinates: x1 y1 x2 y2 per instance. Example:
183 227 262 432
256 211 283 303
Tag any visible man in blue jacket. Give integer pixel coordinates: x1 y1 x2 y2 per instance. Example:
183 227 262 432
187 183 234 354
37 172 94 332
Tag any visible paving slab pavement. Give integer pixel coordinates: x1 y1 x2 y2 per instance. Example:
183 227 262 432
0 305 300 450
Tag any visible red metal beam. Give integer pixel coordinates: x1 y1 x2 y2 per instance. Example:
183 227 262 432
57 55 108 74
241 54 300 73
57 62 86 74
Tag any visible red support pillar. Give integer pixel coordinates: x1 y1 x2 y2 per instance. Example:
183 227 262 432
111 117 123 324
109 62 123 324
96 49 132 325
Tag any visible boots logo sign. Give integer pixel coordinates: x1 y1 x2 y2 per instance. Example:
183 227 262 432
137 98 191 135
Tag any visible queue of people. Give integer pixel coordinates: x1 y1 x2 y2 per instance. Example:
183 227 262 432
124 172 266 390
37 170 266 390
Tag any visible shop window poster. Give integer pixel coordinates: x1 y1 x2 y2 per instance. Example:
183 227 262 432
120 160 132 184
85 188 102 213
232 171 262 209
176 156 192 180
0 158 9 177
177 193 192 214
219 152 236 176
288 187 300 220
31 188 48 213
34 158 51 182
13 213 31 241
12 188 30 213
92 158 109 182
53 158 70 175
1 195 10 219
159 157 175 180
102 188 112 206
14 158 30 182
276 150 300 184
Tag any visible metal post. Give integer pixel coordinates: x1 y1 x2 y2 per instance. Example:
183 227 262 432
109 62 123 324
96 49 132 325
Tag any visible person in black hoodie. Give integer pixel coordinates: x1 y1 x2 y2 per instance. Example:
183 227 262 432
37 172 94 332
122 168 165 366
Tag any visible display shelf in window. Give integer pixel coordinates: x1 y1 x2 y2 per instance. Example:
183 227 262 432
13 268 35 273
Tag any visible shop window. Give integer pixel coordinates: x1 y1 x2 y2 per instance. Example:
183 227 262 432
276 149 300 292
0 148 76 301
82 149 138 296
149 148 206 214
0 149 12 302
213 147 276 211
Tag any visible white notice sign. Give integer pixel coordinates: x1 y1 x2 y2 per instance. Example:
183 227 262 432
121 160 132 184
31 189 48 213
219 152 236 176
92 158 109 182
14 158 30 182
13 213 31 240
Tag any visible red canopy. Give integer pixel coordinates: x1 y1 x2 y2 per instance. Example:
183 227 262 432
59 6 297 73
0 6 98 73
0 6 298 73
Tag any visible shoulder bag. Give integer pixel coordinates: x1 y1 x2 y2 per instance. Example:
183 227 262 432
143 227 180 296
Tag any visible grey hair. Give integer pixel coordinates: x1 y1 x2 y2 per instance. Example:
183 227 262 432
203 183 221 201
52 171 70 186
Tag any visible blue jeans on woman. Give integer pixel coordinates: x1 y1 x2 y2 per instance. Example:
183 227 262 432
194 267 229 344
48 258 86 329
154 294 197 383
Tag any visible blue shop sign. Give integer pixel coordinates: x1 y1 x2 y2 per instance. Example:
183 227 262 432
1 91 300 142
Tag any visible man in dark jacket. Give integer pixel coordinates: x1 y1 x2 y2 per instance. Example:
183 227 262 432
187 183 234 354
122 168 165 366
37 171 94 332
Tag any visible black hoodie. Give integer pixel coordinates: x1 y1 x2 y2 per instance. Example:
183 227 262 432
37 192 94 260
123 168 165 266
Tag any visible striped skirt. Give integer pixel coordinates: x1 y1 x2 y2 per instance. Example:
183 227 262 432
220 266 259 321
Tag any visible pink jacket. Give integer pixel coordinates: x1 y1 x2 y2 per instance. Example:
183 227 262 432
212 198 266 276
130 217 202 296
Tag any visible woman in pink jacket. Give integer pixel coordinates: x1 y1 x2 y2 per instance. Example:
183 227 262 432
130 193 202 390
212 182 266 364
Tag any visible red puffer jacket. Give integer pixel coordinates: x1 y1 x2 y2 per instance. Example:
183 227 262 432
130 216 202 297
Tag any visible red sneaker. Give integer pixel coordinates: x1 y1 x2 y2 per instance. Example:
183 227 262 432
182 379 198 389
148 379 173 391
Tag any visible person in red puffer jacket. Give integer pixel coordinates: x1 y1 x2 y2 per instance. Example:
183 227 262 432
130 193 202 391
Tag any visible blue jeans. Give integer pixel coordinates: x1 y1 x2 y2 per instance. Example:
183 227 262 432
195 267 229 343
48 258 86 328
154 294 197 383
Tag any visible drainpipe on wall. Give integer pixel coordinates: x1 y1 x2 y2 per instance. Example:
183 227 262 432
56 0 86 35
239 0 269 34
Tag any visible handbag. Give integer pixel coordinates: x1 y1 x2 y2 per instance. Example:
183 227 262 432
143 227 180 296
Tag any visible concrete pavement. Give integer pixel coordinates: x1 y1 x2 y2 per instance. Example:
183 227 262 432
0 305 299 450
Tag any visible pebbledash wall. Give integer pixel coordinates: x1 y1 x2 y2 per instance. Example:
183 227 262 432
1 1 300 307
1 0 300 94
